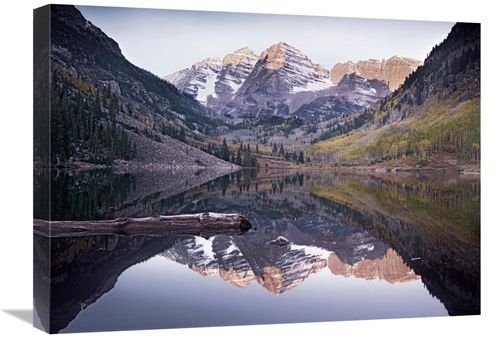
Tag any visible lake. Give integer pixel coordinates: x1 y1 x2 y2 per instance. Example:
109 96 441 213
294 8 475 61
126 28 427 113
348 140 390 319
33 168 480 333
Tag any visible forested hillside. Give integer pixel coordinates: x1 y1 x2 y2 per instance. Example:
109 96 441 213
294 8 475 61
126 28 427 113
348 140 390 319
307 23 480 170
35 5 235 168
50 71 135 165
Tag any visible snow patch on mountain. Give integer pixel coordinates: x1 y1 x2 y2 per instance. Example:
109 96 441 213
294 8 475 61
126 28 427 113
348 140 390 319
290 244 332 259
165 47 259 106
221 241 243 259
164 57 221 103
292 78 333 93
197 72 218 103
193 236 216 261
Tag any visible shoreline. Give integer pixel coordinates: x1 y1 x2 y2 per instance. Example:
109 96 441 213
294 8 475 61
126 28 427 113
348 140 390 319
34 155 480 174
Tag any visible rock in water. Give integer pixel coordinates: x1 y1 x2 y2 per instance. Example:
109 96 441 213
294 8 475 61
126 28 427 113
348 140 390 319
268 236 290 246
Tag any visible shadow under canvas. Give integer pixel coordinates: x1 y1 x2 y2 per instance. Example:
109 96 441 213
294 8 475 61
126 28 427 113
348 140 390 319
3 309 44 330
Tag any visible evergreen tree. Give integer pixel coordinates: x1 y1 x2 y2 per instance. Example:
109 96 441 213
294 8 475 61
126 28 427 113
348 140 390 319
179 128 187 142
236 148 242 166
279 143 285 157
220 138 230 161
242 144 252 167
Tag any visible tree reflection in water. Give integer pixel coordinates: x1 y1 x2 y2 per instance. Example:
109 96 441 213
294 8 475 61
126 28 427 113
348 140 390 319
33 169 480 333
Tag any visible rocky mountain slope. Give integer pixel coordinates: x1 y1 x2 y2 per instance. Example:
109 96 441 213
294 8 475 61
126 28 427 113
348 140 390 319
164 57 223 105
330 56 423 91
37 5 235 169
165 47 260 108
293 73 391 121
212 47 260 103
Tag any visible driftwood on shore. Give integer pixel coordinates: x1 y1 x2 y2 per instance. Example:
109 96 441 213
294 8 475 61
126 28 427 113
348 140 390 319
33 213 252 238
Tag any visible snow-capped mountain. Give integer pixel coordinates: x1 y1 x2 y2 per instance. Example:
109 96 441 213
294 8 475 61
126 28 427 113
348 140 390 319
165 42 333 119
241 41 331 93
211 47 259 101
165 47 259 106
226 42 332 118
164 57 222 105
165 42 419 121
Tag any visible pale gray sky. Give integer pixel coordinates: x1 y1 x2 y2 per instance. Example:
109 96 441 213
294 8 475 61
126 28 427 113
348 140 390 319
75 4 455 77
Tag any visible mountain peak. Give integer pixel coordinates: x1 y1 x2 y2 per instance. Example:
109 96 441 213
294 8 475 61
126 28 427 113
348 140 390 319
276 41 293 48
331 56 423 91
221 47 258 67
194 57 221 70
337 72 377 96
259 42 296 70
259 42 327 76
51 5 123 58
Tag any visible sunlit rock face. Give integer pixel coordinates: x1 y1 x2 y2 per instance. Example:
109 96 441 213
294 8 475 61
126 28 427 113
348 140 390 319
330 56 423 91
256 245 329 294
327 248 420 284
218 47 259 92
225 42 331 118
214 239 256 288
207 47 259 111
256 42 330 87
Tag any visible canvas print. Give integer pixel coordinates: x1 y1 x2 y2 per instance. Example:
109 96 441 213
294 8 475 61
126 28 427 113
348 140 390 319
33 4 480 334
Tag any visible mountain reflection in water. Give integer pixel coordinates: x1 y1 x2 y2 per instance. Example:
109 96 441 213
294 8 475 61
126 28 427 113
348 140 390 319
33 168 480 333
161 236 419 294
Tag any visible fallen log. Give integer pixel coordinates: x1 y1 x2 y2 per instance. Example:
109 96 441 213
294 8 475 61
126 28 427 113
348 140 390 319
33 212 252 238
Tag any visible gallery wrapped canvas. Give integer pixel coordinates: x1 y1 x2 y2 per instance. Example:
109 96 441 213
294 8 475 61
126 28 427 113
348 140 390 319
33 3 480 334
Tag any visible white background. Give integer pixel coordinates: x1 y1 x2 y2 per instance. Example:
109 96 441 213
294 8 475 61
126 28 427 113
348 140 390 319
1 1 496 337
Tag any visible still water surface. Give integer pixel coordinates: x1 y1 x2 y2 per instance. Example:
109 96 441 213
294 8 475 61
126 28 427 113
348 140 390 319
33 168 480 333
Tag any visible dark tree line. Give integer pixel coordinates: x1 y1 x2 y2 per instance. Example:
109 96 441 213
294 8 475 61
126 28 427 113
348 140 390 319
160 122 187 143
50 71 135 165
200 138 259 167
